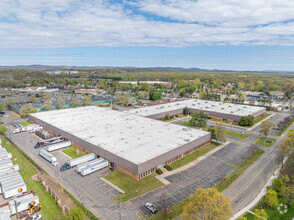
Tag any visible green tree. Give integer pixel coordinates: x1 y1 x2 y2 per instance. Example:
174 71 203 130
207 127 216 139
81 95 92 106
183 188 232 220
43 100 53 110
239 115 254 126
183 106 189 116
29 108 38 114
259 120 276 139
237 217 247 220
152 92 163 100
190 112 207 127
0 125 8 134
66 207 85 220
28 95 38 103
20 104 34 117
7 112 20 125
254 209 267 220
164 114 171 121
264 189 278 208
215 122 227 143
199 91 207 99
57 97 65 109
71 97 80 107
5 97 16 106
137 91 149 100
0 102 6 111
179 88 186 97
114 93 131 106
280 185 294 204
272 178 284 193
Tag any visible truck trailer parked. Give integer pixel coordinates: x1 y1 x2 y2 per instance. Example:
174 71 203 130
2 183 27 199
34 136 64 149
10 195 39 215
0 153 12 160
76 158 104 173
0 159 13 169
0 164 19 174
46 141 71 152
39 149 58 166
12 124 42 134
80 160 109 176
60 153 96 171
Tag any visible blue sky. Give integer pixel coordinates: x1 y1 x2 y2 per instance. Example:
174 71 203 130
1 0 294 71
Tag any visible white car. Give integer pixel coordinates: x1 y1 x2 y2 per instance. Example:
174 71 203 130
145 202 158 214
32 214 42 220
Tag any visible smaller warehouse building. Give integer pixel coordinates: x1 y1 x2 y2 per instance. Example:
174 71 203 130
129 99 266 123
29 106 210 180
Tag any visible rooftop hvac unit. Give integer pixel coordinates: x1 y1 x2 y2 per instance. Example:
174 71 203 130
192 104 196 106
221 108 225 110
184 139 190 142
230 111 234 113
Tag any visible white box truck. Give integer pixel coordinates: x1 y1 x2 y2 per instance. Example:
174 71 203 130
12 124 42 134
60 153 96 171
3 183 27 199
76 158 104 173
80 160 109 176
46 141 71 152
0 205 10 219
39 149 58 166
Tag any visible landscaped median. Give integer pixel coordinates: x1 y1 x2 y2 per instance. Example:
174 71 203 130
104 171 164 202
254 137 276 147
225 130 251 141
62 146 87 159
19 121 32 126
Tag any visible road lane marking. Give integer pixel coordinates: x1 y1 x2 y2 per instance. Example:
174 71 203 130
231 158 273 201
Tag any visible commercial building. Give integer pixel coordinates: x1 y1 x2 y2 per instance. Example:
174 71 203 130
29 106 210 180
128 99 266 123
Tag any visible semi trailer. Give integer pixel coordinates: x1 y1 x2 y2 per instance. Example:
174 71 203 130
39 149 58 166
46 141 71 152
0 153 12 160
0 159 13 169
60 153 96 171
0 164 20 174
2 183 27 199
80 160 109 176
34 136 64 149
76 158 104 173
12 124 42 134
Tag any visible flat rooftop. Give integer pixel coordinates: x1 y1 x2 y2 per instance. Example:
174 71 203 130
128 99 265 117
30 106 209 165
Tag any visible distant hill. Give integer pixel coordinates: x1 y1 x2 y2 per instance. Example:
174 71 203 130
0 65 293 74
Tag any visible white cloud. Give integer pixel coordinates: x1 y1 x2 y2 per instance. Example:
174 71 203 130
0 0 294 48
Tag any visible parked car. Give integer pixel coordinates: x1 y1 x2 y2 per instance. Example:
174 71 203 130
145 202 158 214
0 111 5 115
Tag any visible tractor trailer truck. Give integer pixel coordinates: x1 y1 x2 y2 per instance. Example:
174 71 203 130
0 159 13 169
76 158 104 173
80 160 109 176
60 153 96 171
2 182 27 199
39 149 58 166
46 141 71 152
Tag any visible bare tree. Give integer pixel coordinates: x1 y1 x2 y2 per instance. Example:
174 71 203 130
159 193 170 219
215 122 227 143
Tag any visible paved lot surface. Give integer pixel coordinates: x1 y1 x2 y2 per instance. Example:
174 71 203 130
1 110 291 220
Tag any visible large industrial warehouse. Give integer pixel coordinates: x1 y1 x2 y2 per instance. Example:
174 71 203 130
29 106 211 180
128 99 266 123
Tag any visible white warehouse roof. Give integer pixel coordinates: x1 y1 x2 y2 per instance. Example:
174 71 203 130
128 99 265 117
30 106 209 165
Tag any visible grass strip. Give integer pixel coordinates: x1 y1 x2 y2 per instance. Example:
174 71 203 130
104 171 164 202
226 130 251 141
254 137 276 147
169 142 220 170
274 119 294 136
0 135 63 220
62 146 87 159
215 150 264 192
19 121 32 126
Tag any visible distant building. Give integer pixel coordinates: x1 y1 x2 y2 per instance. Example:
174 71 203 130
269 91 285 100
119 81 169 85
46 70 78 74
75 89 103 95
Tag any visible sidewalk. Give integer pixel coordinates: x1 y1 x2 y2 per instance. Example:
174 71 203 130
156 141 230 184
247 113 276 131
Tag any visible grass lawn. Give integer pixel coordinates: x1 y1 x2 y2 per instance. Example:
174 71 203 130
254 137 276 147
149 199 190 220
226 130 251 141
19 121 32 126
0 136 64 220
169 142 220 170
104 171 164 202
215 150 264 192
243 197 294 220
274 119 294 136
179 121 210 130
254 113 271 124
62 146 87 159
